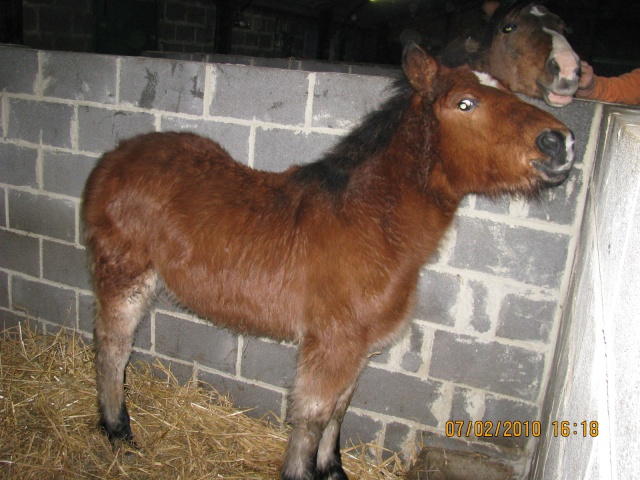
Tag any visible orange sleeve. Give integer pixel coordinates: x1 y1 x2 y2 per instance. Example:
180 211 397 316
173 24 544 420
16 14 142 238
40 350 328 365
578 69 640 105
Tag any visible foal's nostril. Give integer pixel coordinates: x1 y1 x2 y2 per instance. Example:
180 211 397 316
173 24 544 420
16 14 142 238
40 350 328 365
536 130 562 156
546 57 561 77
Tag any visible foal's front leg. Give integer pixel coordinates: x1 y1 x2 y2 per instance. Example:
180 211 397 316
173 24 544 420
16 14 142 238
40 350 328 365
281 336 365 480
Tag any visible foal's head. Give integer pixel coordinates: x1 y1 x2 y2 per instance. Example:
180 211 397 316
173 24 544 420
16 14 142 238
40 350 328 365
482 0 580 106
403 43 574 199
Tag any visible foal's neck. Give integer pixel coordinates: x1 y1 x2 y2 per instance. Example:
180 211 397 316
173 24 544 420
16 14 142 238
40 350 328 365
381 103 464 215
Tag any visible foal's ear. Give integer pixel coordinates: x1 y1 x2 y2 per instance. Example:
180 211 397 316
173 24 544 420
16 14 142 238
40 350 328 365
402 42 438 97
482 0 501 19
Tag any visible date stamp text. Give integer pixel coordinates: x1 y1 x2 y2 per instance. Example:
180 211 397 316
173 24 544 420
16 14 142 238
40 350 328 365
445 420 599 438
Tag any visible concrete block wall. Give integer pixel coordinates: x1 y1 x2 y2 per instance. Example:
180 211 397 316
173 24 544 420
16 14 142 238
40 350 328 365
143 50 402 78
20 0 217 55
0 45 600 476
158 0 217 54
229 7 278 57
229 6 318 59
22 0 94 53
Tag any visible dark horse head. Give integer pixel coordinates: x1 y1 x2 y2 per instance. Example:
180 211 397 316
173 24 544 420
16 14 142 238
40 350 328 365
442 0 580 106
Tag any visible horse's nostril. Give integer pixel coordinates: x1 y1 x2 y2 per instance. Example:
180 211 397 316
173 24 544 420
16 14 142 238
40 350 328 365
532 130 574 185
536 130 562 156
546 58 561 77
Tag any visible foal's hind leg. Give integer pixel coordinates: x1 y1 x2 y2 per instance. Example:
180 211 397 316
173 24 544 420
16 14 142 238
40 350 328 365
281 335 365 480
314 383 358 480
93 267 156 444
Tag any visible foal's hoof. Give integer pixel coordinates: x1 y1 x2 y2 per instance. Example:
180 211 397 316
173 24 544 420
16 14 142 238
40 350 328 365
107 435 143 461
114 436 142 453
315 465 349 480
99 421 141 454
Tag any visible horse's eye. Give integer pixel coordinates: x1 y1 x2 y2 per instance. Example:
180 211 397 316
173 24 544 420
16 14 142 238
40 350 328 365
502 24 517 34
458 99 476 111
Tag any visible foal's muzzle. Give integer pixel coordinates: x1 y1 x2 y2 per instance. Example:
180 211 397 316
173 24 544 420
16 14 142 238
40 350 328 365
531 129 575 185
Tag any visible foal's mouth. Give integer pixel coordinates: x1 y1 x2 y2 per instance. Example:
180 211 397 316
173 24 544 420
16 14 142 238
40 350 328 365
531 160 572 186
537 83 576 107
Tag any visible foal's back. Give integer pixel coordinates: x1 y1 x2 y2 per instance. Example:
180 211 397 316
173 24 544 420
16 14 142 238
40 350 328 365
83 131 401 342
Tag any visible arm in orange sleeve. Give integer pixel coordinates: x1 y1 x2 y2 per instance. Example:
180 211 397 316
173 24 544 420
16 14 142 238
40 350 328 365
576 68 640 105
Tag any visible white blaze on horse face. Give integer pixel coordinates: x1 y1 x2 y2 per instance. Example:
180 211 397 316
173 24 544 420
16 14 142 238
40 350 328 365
473 71 500 89
543 27 580 83
530 5 546 17
530 5 579 84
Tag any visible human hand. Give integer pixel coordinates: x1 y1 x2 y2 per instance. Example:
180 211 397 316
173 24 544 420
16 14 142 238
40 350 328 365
578 61 595 92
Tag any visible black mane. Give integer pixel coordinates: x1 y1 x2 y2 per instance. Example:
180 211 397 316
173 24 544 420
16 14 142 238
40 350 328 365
291 78 413 192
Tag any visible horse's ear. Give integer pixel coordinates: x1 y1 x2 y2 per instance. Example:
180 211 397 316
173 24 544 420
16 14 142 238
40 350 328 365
402 42 438 96
482 1 501 19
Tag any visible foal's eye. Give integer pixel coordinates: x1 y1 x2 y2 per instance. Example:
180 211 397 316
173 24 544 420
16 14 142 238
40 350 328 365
458 99 476 111
502 24 517 33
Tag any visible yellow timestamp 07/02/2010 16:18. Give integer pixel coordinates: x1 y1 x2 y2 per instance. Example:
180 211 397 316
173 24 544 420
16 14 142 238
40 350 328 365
444 420 599 438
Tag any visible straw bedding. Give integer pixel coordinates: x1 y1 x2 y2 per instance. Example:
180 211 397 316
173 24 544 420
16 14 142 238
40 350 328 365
0 323 403 479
